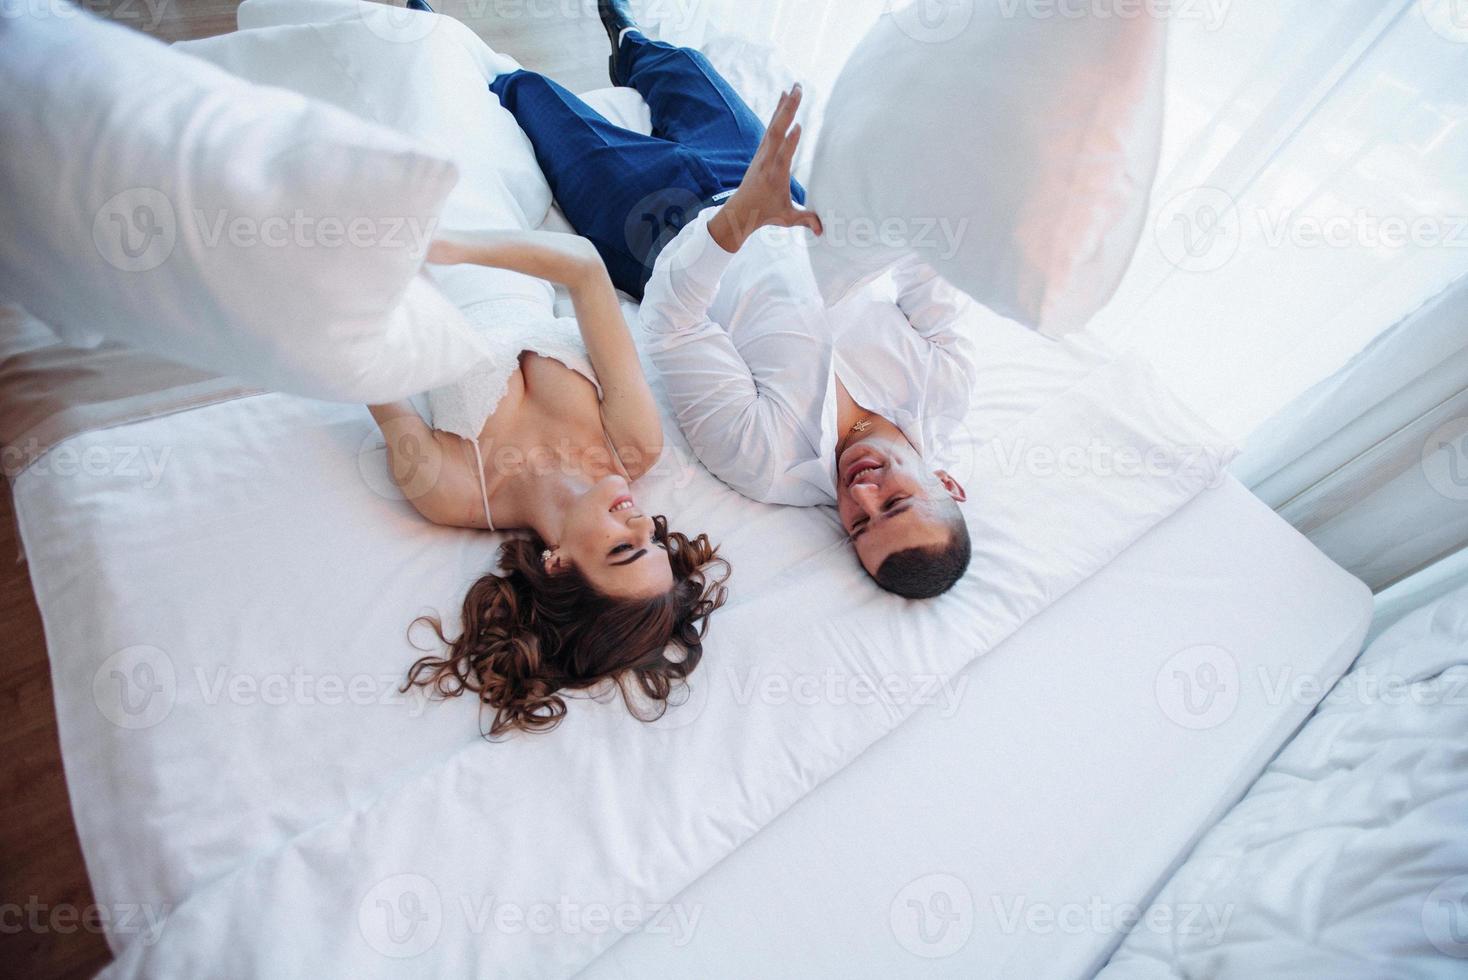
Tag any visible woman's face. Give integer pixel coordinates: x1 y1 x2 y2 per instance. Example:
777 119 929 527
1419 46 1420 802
555 475 674 599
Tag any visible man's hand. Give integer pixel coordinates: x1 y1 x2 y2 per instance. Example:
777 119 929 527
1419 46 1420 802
709 84 824 254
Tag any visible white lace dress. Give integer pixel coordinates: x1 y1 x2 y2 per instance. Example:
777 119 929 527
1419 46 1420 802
425 295 602 529
427 297 600 443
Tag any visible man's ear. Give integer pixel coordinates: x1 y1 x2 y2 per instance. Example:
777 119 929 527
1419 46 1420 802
934 469 967 503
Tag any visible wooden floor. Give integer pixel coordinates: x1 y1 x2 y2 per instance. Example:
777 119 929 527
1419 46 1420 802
0 3 606 977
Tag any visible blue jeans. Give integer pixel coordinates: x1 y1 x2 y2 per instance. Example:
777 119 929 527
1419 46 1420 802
490 32 805 299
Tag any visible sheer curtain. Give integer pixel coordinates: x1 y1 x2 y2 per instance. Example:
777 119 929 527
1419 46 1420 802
1085 0 1468 588
1088 0 1468 445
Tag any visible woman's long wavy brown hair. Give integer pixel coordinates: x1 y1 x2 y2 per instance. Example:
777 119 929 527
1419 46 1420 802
403 515 729 738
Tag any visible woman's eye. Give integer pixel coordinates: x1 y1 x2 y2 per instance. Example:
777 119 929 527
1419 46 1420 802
609 543 633 556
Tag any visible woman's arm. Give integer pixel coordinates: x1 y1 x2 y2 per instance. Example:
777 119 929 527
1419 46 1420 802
427 231 664 478
367 401 488 529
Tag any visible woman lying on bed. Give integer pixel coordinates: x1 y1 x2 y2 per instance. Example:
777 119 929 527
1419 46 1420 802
368 230 728 737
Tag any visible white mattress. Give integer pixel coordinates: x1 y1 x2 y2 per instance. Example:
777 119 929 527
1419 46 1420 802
16 315 1245 977
583 479 1372 978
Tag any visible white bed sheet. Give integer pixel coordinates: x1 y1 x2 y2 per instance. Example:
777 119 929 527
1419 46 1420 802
13 308 1234 977
582 479 1372 979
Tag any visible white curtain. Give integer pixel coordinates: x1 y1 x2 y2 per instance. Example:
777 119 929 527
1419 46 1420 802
1087 0 1468 444
1090 0 1468 590
1237 274 1468 589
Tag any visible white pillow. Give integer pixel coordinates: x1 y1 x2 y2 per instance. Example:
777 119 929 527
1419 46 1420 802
221 0 563 315
219 0 549 231
0 4 488 402
806 2 1166 337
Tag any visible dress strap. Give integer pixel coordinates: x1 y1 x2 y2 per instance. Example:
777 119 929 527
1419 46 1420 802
468 439 495 532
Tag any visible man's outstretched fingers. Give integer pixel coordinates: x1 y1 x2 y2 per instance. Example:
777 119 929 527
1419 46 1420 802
771 85 801 137
779 124 802 170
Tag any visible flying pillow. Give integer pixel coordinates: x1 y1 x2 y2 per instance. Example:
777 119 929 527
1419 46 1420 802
807 2 1167 336
0 4 486 402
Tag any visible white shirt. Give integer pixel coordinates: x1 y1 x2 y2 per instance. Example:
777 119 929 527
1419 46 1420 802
639 208 982 507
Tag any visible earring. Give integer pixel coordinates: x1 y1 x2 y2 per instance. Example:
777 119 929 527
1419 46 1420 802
542 549 554 563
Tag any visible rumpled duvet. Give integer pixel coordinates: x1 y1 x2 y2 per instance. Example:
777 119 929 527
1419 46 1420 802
1102 583 1468 978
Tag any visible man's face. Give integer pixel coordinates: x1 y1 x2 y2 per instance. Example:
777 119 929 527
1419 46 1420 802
834 434 966 576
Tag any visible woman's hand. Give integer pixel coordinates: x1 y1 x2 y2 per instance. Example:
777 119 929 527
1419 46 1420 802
425 229 604 289
709 84 824 254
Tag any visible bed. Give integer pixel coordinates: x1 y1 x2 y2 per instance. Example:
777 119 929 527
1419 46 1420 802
581 477 1372 978
2 6 1383 978
6 297 1374 979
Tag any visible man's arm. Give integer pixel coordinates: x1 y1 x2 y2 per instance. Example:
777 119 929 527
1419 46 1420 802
427 230 664 476
889 255 982 393
636 86 828 504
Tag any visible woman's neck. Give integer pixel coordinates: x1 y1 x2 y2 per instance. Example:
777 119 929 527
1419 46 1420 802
478 409 618 543
491 470 584 546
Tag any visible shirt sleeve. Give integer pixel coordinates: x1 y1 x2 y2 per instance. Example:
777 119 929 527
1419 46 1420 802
887 254 983 393
639 210 738 338
637 210 826 505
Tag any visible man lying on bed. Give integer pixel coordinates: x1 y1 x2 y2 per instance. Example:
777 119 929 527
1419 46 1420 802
485 0 983 599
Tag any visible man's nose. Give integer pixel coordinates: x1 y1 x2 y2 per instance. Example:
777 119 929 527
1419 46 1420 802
851 482 882 516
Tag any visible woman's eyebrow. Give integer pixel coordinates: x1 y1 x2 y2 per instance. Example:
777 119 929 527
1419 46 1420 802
610 549 648 567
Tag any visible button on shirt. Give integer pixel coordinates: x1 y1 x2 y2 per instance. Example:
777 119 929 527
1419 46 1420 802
639 207 982 507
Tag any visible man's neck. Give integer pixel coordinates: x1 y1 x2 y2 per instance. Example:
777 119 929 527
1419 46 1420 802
833 376 906 457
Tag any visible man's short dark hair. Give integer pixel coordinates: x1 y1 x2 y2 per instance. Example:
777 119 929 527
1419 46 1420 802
873 517 972 599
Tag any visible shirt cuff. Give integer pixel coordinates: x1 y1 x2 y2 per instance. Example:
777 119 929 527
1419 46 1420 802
665 209 738 294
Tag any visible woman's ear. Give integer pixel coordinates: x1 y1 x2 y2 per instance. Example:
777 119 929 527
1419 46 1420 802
934 469 967 503
541 548 564 574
